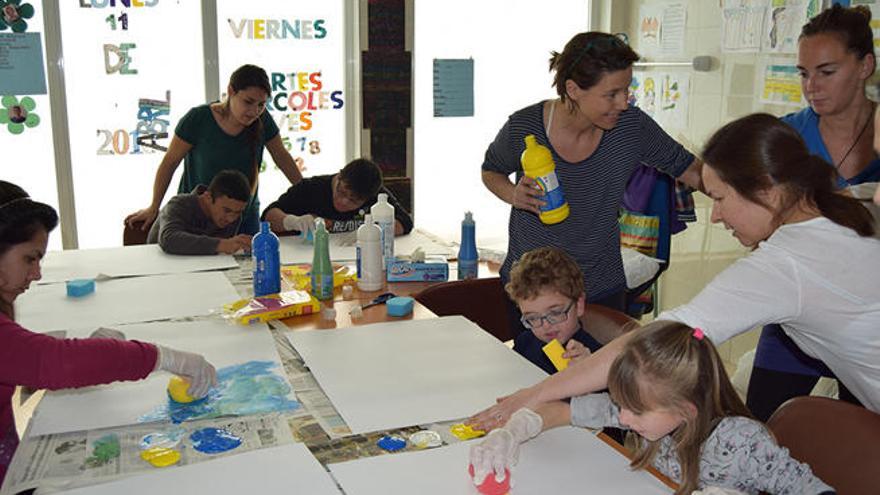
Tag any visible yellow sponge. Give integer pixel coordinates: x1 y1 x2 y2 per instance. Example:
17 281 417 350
542 339 570 371
167 376 196 403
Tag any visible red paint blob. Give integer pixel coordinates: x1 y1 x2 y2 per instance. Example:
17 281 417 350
468 464 510 495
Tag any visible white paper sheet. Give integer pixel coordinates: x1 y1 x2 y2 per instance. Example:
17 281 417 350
280 228 455 264
28 320 295 436
330 427 671 495
16 271 239 332
721 3 768 53
286 316 547 435
39 244 238 284
630 72 690 130
54 443 340 495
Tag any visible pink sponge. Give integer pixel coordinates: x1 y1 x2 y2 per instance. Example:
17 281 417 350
468 464 510 495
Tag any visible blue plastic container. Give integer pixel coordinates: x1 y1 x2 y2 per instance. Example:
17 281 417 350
252 222 280 296
457 211 478 280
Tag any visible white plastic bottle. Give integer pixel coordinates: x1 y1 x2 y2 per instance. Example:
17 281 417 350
356 214 383 292
370 193 395 269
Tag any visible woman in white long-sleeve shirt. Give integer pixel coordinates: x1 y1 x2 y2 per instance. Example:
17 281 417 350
470 113 880 429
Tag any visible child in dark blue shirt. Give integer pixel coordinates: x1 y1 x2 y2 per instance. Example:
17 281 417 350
507 247 602 375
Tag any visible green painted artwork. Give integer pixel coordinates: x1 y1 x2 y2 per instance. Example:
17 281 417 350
84 434 120 468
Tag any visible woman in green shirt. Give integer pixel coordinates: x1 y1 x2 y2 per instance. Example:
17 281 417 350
126 64 303 235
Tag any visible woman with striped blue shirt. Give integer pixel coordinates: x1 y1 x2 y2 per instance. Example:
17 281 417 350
481 32 702 332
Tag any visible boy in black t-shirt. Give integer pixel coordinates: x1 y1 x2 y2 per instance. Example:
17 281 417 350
261 158 413 235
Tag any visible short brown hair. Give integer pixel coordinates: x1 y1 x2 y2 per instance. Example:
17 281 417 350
549 32 639 109
339 158 382 201
505 247 584 303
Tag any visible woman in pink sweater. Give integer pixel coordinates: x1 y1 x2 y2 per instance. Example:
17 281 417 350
0 180 217 484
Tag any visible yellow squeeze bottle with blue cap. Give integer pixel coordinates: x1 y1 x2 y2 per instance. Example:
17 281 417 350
521 135 569 224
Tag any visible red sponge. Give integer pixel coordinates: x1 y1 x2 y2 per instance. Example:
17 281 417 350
468 464 510 495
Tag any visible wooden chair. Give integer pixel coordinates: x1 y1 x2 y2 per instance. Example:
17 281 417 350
414 277 513 342
767 396 880 495
415 277 640 345
580 303 639 345
123 219 149 246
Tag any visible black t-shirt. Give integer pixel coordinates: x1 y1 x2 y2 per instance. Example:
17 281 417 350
513 327 603 375
261 174 413 234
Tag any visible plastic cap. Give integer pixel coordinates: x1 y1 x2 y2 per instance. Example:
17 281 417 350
364 214 372 224
465 211 473 222
260 221 270 233
377 193 388 203
524 134 537 147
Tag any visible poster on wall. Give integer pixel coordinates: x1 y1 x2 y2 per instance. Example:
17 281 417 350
637 3 686 58
630 71 690 130
762 0 821 53
758 58 804 105
433 58 474 117
217 1 347 207
721 0 769 53
638 5 662 57
0 32 46 94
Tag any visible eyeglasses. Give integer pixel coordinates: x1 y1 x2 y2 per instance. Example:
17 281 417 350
520 300 575 330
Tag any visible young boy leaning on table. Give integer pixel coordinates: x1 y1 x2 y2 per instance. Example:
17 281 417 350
260 158 413 237
147 170 253 255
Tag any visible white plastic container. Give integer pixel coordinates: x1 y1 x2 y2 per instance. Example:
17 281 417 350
356 214 384 292
370 193 395 269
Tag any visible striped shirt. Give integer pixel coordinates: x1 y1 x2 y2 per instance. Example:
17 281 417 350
482 102 694 301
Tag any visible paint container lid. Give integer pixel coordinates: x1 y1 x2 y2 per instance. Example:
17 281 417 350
409 430 442 449
140 427 186 450
376 435 407 451
321 306 337 321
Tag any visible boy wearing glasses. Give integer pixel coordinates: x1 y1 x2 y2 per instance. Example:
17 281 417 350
506 247 602 375
261 158 413 236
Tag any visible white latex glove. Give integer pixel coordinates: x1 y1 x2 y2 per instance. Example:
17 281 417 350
691 488 748 495
469 408 543 485
154 346 217 399
282 214 316 234
89 327 126 340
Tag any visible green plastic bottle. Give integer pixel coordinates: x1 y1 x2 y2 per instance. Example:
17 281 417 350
311 219 334 300
521 135 570 224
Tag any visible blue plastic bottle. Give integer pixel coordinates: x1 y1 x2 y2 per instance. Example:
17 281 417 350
252 221 280 296
458 211 478 280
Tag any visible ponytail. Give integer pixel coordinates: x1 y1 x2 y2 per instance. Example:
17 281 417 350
226 64 271 191
800 155 875 237
814 189 875 236
246 116 263 190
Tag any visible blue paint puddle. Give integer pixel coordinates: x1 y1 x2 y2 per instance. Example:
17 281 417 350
139 360 300 424
377 435 407 451
190 427 242 454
